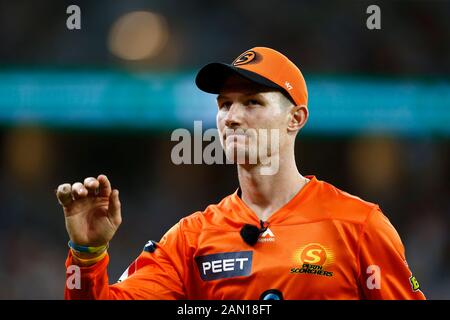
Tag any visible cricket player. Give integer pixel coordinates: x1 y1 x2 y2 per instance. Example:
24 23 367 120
57 47 425 300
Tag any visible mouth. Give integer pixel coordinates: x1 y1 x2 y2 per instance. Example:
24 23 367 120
224 133 248 143
225 132 246 138
223 128 249 140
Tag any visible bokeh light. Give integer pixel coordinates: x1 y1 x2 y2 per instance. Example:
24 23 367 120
108 11 169 61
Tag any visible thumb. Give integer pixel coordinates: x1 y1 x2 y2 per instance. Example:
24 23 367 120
108 189 122 226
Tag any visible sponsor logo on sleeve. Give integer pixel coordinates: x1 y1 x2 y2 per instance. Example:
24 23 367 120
117 240 158 283
143 240 157 253
409 275 420 292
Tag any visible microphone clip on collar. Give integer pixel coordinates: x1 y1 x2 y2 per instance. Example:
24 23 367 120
240 220 268 246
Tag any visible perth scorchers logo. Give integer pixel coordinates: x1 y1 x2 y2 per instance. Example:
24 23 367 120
232 50 256 66
296 243 335 267
290 243 335 277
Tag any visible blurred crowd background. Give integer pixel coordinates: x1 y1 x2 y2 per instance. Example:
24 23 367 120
0 0 449 299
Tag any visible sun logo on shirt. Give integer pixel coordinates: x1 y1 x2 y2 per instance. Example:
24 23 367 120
293 243 335 268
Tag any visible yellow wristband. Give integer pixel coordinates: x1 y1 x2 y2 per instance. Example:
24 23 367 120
71 248 107 266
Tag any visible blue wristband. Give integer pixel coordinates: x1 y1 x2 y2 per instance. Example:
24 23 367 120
68 240 108 254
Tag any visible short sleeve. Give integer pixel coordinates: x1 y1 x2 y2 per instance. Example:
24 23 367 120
357 208 426 300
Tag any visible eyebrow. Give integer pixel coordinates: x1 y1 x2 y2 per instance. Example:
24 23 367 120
216 92 266 101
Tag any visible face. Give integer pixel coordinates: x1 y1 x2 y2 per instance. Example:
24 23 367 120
216 74 294 165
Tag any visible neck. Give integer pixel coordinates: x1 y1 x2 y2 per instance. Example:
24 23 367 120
237 149 308 221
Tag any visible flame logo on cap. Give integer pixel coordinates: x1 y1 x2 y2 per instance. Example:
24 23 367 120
233 50 256 66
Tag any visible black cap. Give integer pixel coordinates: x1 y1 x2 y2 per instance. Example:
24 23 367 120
195 62 284 94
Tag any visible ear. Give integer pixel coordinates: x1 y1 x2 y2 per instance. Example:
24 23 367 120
287 105 308 133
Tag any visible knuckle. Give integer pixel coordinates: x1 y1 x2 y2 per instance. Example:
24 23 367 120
59 183 71 193
83 177 92 184
71 183 85 195
84 177 97 186
72 182 81 189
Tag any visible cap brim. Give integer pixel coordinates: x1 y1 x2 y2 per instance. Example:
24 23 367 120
195 63 282 94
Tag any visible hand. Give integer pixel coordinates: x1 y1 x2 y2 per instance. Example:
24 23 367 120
56 174 122 247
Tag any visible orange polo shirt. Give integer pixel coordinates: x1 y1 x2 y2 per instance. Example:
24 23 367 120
65 176 425 300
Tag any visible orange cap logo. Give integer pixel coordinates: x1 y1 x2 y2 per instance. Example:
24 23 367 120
233 50 256 66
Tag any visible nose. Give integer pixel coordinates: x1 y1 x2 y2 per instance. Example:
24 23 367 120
224 103 243 129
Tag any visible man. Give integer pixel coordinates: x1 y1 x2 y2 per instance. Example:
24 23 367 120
57 47 425 299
